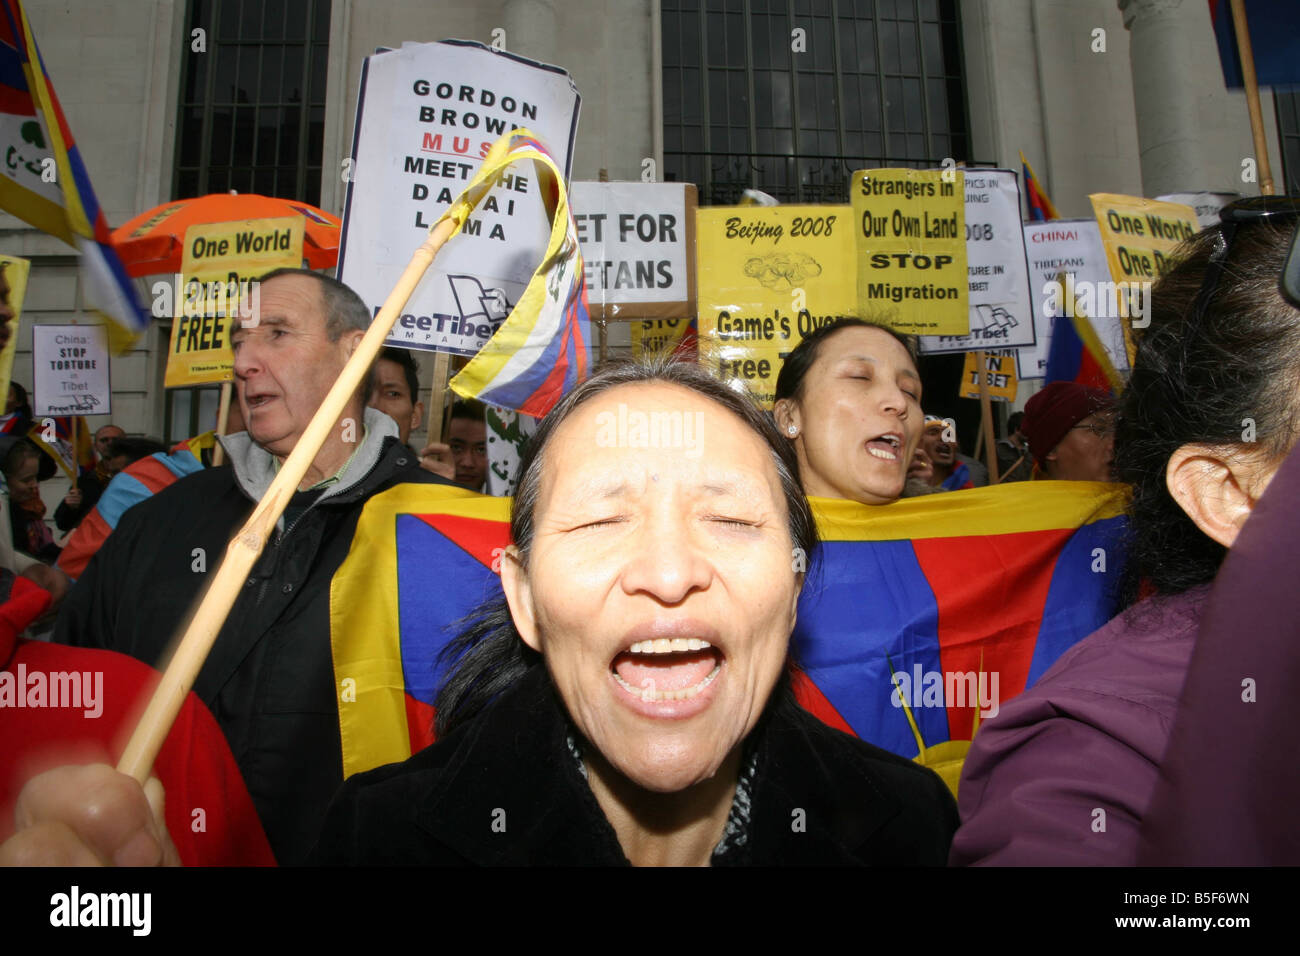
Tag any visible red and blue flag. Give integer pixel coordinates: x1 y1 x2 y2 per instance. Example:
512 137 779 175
331 482 1129 794
1209 0 1300 89
442 130 592 418
1020 150 1059 224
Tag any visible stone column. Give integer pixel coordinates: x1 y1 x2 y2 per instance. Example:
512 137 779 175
1118 0 1207 195
502 0 558 66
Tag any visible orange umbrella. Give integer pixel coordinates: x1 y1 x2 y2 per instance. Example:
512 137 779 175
110 192 341 277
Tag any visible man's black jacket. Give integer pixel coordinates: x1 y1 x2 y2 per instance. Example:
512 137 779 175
311 666 959 866
56 414 451 864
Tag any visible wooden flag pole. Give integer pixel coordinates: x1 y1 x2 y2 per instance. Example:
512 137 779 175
1229 0 1274 196
427 351 450 445
211 380 232 467
975 350 999 483
116 217 458 783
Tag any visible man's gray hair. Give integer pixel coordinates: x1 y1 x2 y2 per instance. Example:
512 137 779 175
255 267 370 341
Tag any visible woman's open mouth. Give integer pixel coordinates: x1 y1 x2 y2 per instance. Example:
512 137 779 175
611 639 724 706
866 433 902 461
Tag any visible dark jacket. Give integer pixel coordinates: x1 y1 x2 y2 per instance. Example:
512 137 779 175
53 470 107 532
311 666 959 866
949 585 1209 866
55 410 452 865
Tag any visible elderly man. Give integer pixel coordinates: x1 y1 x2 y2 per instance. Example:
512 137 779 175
55 268 452 864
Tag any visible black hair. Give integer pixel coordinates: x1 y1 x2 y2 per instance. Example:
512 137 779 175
773 318 918 403
378 346 420 403
1006 411 1025 435
433 354 818 738
450 398 486 422
7 381 31 420
2 439 39 478
1115 217 1300 602
105 436 167 464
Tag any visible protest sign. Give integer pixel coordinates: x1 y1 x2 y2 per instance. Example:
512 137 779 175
919 169 1035 354
696 205 856 407
485 403 539 497
852 168 968 335
164 217 304 388
571 181 695 319
338 40 581 358
1155 191 1238 229
1017 219 1130 380
0 254 30 414
33 324 110 416
959 349 1018 402
1090 194 1198 365
630 318 696 360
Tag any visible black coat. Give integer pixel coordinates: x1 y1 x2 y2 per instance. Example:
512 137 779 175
311 666 959 866
56 432 451 865
53 471 107 532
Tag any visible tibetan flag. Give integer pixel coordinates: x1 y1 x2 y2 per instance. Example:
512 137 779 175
0 0 148 350
330 481 1127 794
791 482 1127 795
443 130 591 418
56 432 213 581
26 413 91 480
1020 151 1058 223
330 484 510 779
1209 0 1300 89
1043 271 1124 392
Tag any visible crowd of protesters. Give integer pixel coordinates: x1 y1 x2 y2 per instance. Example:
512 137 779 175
1 198 1298 867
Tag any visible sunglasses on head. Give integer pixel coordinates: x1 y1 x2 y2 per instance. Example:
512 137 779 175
1189 195 1300 329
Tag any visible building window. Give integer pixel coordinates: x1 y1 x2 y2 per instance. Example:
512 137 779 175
174 0 332 205
1276 91 1300 195
662 0 970 205
164 382 223 444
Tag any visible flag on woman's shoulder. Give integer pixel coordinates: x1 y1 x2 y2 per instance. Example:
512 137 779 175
330 481 1129 792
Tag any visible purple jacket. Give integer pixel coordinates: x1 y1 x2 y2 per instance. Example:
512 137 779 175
1138 444 1300 864
949 584 1209 866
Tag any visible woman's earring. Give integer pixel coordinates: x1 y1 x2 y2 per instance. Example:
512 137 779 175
787 426 797 436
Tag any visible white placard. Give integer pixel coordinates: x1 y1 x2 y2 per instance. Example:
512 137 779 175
32 324 111 416
918 169 1035 354
485 403 538 497
337 40 581 357
1155 192 1238 229
570 181 694 317
1016 219 1131 380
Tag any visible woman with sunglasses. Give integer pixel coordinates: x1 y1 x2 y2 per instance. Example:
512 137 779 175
949 196 1300 866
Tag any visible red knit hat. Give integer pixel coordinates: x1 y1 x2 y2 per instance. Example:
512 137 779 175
1021 383 1114 466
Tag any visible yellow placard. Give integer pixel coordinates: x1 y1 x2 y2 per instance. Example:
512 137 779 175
696 205 856 407
1089 194 1198 365
630 317 695 360
1089 193 1198 285
165 217 305 388
852 168 969 334
0 254 31 408
958 349 1018 402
